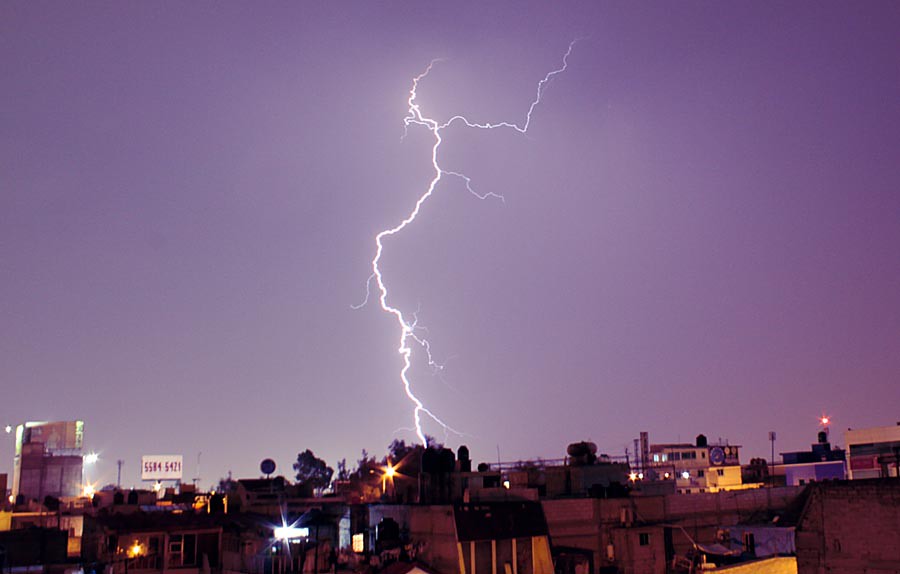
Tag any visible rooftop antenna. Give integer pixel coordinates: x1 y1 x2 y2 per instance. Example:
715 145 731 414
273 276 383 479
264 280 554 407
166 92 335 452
193 451 202 487
116 459 124 488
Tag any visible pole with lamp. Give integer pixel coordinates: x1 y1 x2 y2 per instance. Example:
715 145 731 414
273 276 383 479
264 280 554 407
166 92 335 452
382 463 396 501
124 540 144 574
83 452 99 498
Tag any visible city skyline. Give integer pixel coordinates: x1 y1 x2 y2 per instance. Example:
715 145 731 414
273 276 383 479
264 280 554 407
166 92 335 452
3 2 899 489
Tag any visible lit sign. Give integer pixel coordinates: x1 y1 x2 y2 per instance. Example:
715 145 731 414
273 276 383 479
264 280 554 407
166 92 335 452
141 455 183 480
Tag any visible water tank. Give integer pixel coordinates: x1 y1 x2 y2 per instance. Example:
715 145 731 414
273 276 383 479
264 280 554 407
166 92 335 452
438 448 456 473
567 441 598 457
458 446 471 472
696 434 708 447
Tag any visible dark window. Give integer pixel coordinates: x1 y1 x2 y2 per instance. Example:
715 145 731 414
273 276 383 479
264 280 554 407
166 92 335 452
639 533 650 546
743 532 755 554
697 470 705 477
183 534 197 566
717 469 724 476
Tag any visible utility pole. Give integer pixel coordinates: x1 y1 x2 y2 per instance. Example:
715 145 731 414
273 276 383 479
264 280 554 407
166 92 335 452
768 432 776 486
117 459 124 488
193 451 202 487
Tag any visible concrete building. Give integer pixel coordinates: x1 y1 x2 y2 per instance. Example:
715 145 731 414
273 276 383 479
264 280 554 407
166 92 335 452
12 421 85 502
542 485 806 573
646 435 756 494
780 431 846 487
844 422 900 480
795 479 900 573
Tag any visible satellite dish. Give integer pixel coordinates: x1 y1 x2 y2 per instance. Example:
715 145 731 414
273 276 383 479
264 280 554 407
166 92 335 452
260 458 276 477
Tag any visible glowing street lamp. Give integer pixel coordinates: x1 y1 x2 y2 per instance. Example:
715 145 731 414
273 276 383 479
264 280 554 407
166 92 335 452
82 452 99 496
128 542 144 558
274 526 309 540
382 464 396 496
4 425 11 434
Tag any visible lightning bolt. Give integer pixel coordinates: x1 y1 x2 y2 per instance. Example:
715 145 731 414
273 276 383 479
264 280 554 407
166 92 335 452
359 41 578 446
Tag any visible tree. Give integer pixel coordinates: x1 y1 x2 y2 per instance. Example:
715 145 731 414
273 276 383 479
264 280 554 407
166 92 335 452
293 449 334 494
335 458 350 482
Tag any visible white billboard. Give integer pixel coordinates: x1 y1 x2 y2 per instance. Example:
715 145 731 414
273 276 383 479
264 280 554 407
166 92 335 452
141 455 183 481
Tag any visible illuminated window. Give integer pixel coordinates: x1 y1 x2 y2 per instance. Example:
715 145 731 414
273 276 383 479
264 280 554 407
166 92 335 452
653 454 659 462
352 534 365 553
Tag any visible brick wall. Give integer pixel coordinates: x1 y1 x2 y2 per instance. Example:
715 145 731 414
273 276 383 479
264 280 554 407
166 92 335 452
796 480 900 574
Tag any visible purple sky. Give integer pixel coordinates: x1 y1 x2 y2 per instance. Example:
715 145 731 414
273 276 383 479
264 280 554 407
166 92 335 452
2 2 899 488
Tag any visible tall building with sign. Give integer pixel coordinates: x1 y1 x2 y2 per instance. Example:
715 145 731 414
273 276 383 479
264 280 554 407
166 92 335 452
12 421 84 502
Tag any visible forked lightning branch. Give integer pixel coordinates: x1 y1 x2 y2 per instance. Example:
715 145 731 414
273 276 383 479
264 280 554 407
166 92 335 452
357 42 578 445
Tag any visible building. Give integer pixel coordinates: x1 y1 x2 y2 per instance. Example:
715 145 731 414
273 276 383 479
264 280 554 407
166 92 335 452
780 431 846 486
543 485 807 574
844 422 900 480
795 479 900 573
12 421 84 502
646 434 757 494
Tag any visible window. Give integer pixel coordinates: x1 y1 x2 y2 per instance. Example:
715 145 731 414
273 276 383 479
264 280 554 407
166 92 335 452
701 451 706 458
672 453 681 461
661 453 667 462
653 454 659 462
639 533 650 546
168 534 197 568
697 470 705 477
717 469 724 476
352 534 365 553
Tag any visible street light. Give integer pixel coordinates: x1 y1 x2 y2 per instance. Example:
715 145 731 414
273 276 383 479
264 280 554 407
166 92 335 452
382 464 396 497
82 452 99 497
124 540 144 574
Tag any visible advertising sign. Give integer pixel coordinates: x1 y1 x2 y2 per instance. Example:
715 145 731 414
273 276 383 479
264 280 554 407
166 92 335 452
141 455 183 481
